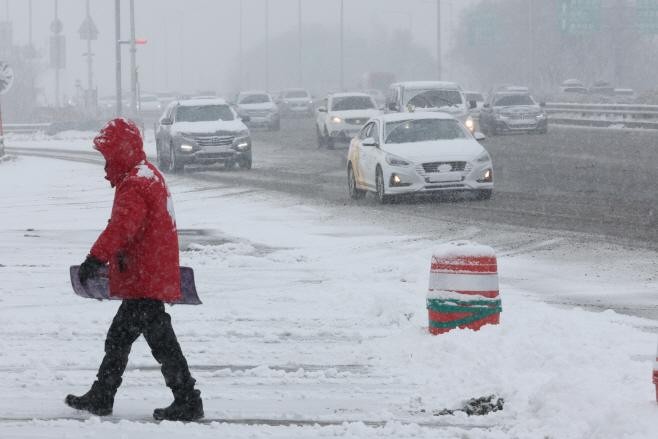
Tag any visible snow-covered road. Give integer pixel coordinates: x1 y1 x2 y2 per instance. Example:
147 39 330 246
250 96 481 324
2 137 658 438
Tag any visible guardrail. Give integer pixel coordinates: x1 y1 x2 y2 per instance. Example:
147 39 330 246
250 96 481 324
545 103 658 129
3 123 51 134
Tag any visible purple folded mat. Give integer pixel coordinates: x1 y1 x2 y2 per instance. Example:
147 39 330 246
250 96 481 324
69 265 202 305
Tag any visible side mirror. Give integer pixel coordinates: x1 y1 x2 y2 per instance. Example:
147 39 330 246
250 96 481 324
240 115 251 122
362 137 378 147
318 106 327 112
160 117 173 125
388 102 398 111
473 132 486 142
539 102 546 107
469 101 477 109
482 104 490 109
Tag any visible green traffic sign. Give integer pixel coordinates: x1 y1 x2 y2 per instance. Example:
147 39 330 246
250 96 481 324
558 0 601 35
637 0 658 34
468 13 499 46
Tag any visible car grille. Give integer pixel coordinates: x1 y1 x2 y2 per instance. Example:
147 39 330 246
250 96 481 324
248 111 269 117
193 135 234 147
197 152 234 159
418 161 467 173
508 114 535 121
291 103 307 107
345 118 367 125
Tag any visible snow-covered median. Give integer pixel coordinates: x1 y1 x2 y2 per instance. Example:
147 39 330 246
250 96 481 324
1 151 658 438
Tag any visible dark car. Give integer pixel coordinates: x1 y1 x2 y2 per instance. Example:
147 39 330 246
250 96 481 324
277 88 314 117
479 92 547 135
156 98 252 172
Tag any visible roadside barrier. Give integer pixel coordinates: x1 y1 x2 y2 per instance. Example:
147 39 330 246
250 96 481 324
427 242 501 335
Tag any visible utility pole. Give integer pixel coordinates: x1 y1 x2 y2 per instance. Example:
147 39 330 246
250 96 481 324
437 0 441 81
28 0 32 48
265 0 269 91
115 0 121 117
130 0 137 117
55 0 59 107
340 0 344 91
529 0 534 90
85 0 92 94
298 0 302 87
239 0 242 90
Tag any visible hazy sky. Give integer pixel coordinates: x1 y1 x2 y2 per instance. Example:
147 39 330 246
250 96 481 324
6 0 477 103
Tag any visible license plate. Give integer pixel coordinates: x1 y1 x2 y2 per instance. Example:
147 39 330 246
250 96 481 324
204 146 229 153
429 173 462 183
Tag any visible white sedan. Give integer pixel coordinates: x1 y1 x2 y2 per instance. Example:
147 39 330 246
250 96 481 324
316 92 381 149
347 113 493 203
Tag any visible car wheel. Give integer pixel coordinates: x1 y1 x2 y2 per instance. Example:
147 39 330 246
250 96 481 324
168 145 184 173
475 189 492 201
348 163 366 200
316 126 325 148
239 155 252 170
324 126 334 150
376 167 394 204
269 120 281 131
156 141 168 170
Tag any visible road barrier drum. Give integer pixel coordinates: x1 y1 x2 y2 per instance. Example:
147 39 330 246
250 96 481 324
427 242 502 335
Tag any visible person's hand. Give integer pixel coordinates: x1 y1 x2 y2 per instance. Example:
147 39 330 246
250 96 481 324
79 256 104 285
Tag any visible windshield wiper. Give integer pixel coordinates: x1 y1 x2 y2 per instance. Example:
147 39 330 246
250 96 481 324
415 93 455 109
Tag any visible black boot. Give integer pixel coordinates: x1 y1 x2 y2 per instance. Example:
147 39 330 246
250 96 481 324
65 381 117 416
153 389 204 421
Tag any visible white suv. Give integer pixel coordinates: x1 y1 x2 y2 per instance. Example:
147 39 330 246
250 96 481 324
316 93 381 149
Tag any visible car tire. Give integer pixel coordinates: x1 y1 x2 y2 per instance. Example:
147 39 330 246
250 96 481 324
348 163 366 200
376 167 394 204
169 145 184 173
269 120 281 131
156 140 168 171
324 126 334 150
239 155 252 170
316 126 325 148
476 189 492 201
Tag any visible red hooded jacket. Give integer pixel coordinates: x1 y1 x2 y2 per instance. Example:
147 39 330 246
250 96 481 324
89 118 181 301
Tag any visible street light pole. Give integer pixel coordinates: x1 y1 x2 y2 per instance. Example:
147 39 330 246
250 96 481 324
437 0 441 81
115 0 121 117
54 0 59 108
298 0 302 87
340 0 344 91
239 0 243 90
85 0 93 94
265 0 269 91
130 0 137 116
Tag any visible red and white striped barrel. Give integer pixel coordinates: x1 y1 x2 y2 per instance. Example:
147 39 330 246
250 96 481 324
653 339 658 402
427 242 501 335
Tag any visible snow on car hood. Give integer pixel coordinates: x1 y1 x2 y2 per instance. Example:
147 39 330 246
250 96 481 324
496 105 541 114
330 109 380 119
238 102 275 111
382 138 484 160
172 119 247 135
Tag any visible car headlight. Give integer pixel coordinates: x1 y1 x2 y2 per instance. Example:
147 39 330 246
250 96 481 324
465 116 474 130
180 144 194 152
475 150 491 164
536 113 545 118
176 132 190 138
331 117 342 124
385 153 413 167
236 142 249 150
496 113 509 119
283 100 289 104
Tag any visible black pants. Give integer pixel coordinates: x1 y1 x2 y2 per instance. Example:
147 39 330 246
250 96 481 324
96 299 195 397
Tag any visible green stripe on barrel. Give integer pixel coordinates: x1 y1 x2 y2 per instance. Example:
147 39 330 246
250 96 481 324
427 298 502 330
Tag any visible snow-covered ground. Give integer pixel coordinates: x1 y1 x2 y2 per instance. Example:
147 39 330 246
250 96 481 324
2 136 658 438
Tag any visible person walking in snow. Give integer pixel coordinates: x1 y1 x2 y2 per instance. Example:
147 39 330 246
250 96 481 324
65 118 203 421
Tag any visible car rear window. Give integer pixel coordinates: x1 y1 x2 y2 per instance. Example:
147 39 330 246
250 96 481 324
494 95 536 106
176 105 234 122
331 96 376 111
239 94 271 104
385 119 468 144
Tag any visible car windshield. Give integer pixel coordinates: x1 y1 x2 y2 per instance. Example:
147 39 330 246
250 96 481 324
405 89 463 108
465 93 484 102
283 90 309 98
331 96 376 111
176 105 234 122
141 96 158 102
384 119 468 144
494 95 536 107
239 94 271 104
